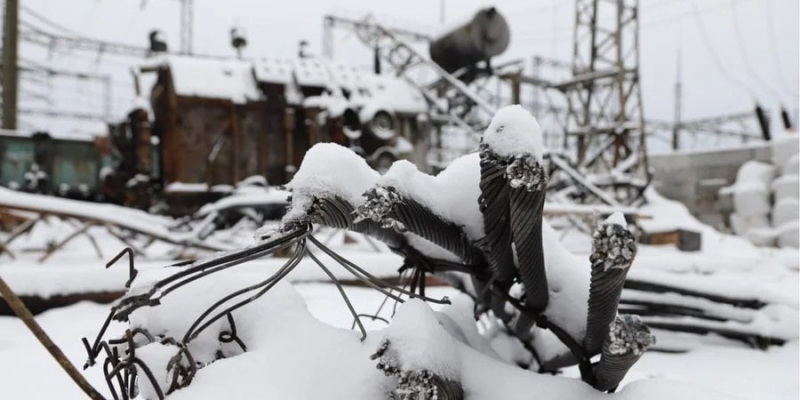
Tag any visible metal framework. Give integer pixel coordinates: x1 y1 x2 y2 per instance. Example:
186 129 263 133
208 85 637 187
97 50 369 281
20 25 151 58
560 0 649 204
647 111 764 149
180 0 193 55
17 64 113 118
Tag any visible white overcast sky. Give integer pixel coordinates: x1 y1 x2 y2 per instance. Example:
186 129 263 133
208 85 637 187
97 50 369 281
13 0 800 138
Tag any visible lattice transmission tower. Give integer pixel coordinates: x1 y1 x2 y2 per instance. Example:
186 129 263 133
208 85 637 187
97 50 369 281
557 0 649 205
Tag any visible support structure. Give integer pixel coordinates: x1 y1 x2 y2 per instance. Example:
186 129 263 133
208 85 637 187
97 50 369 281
20 25 151 58
559 0 649 204
2 0 19 129
180 0 193 55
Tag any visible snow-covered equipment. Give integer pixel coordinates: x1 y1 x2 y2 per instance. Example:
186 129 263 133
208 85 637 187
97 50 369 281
230 26 247 58
429 7 510 75
149 30 168 53
79 106 664 398
75 107 800 398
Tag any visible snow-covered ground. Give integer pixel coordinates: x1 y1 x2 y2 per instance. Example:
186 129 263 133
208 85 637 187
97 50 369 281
0 190 798 399
0 289 797 399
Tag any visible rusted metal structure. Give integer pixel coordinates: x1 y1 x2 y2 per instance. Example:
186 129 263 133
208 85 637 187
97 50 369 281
552 0 649 205
109 55 430 215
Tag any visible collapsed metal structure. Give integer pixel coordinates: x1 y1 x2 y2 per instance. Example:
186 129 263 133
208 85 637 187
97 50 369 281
80 112 788 399
323 4 650 209
558 0 649 204
84 136 652 399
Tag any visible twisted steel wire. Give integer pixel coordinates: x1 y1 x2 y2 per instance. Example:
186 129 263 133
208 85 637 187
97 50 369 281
584 222 637 356
592 315 654 392
507 157 548 336
476 145 516 320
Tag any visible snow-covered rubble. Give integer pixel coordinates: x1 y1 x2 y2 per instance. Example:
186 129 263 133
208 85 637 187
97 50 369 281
722 152 799 248
110 267 741 400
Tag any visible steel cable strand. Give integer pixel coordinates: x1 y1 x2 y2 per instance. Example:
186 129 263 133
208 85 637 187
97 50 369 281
110 225 310 322
584 220 637 356
308 235 451 305
305 248 369 340
476 143 517 321
310 195 406 249
592 315 654 392
182 240 307 344
356 185 483 266
487 282 594 383
506 154 549 336
371 339 464 400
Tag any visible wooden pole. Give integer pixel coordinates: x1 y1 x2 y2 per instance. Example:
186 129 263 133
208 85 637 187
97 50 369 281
0 275 106 399
2 0 19 129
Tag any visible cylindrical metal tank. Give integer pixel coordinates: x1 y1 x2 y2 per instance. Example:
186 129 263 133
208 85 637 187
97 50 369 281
429 7 511 73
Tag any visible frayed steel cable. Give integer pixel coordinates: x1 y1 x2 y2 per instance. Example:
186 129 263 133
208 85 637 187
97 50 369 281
371 339 464 400
182 240 306 344
110 226 310 322
306 248 369 340
308 235 451 305
356 186 483 267
476 144 516 321
306 195 406 250
507 154 549 336
584 220 637 356
592 315 654 392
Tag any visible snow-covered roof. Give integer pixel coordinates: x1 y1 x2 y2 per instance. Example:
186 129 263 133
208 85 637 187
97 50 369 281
254 57 427 114
253 57 365 88
140 55 427 114
144 55 264 104
355 74 427 115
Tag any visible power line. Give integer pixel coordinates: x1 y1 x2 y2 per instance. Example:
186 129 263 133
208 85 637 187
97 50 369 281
728 0 784 104
640 0 756 30
19 24 151 58
764 0 799 98
20 5 79 36
687 0 756 99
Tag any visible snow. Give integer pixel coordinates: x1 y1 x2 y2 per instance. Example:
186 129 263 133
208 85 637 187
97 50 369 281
1 144 798 399
0 213 797 400
772 175 799 200
381 299 460 380
730 213 770 236
0 187 195 244
773 198 799 226
136 342 179 399
196 189 289 216
351 74 428 116
165 182 235 193
746 227 778 247
606 211 628 227
156 55 264 104
405 233 460 262
283 143 380 223
720 153 799 248
778 221 799 249
540 221 590 339
735 160 777 185
729 160 775 217
782 153 799 176
303 93 350 117
53 271 751 400
482 105 544 162
378 154 484 240
253 57 427 114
